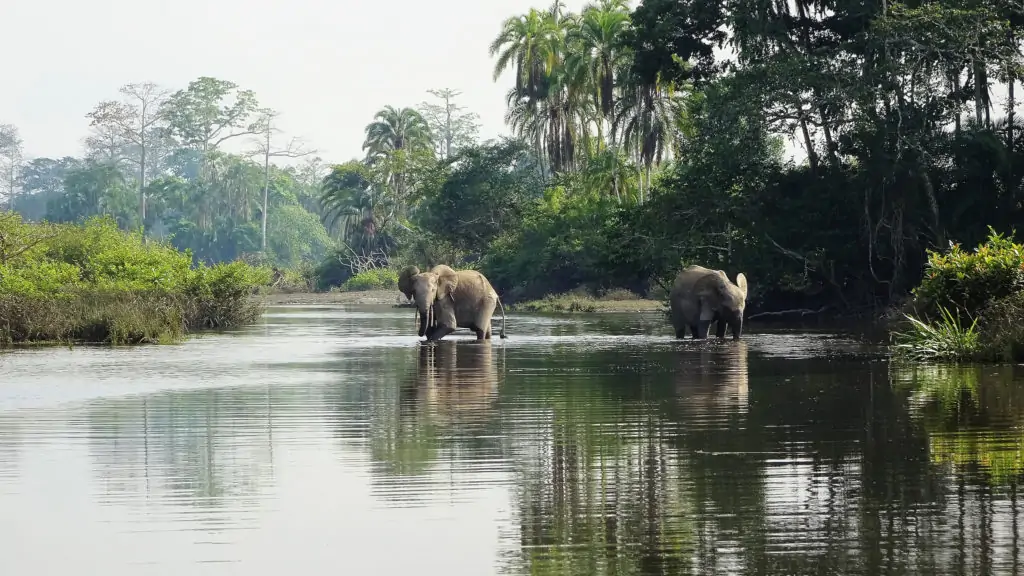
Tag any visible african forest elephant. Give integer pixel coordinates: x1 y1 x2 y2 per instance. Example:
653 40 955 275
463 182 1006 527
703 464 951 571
669 265 748 340
399 265 507 340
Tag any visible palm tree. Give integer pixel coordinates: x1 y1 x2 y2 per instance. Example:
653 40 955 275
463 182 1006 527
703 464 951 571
362 106 432 162
613 70 687 202
320 161 383 251
361 106 432 218
566 0 633 145
490 5 566 177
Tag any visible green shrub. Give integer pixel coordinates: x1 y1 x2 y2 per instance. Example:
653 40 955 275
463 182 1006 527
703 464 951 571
895 228 1024 363
891 305 980 362
912 227 1024 318
341 268 399 292
0 213 269 345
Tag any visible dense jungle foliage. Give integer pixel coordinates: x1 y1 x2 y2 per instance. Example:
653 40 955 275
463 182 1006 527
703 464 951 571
2 0 1024 317
0 213 270 345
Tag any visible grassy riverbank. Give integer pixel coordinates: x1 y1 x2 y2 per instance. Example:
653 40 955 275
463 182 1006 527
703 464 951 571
0 214 270 346
263 287 666 313
891 229 1024 363
510 290 665 313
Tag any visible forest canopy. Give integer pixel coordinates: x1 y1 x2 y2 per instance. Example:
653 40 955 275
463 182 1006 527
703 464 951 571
2 0 1022 313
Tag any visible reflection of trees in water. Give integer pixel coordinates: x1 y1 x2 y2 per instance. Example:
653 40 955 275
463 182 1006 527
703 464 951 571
889 364 1024 574
81 386 279 516
498 344 753 574
502 343 1024 575
0 416 21 481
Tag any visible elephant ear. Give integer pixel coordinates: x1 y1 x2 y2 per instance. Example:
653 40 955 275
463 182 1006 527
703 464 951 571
734 272 748 298
437 272 459 302
398 265 420 298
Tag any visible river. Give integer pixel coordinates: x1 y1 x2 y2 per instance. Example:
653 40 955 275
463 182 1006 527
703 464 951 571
0 305 1021 575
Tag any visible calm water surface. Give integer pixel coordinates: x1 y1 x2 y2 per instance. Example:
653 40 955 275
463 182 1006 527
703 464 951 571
0 306 1022 575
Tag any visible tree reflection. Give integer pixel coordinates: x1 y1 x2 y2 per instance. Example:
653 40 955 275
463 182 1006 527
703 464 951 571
80 387 278 517
501 344 753 575
0 415 21 482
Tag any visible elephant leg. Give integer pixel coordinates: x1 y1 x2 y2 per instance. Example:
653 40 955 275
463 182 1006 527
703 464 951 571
715 319 726 339
675 327 688 339
696 321 711 339
473 327 486 340
485 327 492 339
428 325 455 341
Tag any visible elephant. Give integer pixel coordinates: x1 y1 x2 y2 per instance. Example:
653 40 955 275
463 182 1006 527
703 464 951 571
401 266 508 340
669 264 748 340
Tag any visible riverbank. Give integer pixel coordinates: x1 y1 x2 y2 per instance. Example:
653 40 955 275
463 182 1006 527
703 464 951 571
262 290 406 306
261 289 668 312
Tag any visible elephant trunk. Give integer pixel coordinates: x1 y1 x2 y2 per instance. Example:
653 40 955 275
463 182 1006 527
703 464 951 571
731 318 743 340
496 297 508 339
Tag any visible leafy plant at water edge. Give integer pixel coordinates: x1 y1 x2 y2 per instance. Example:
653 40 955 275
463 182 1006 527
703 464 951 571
891 305 980 362
0 214 269 345
911 228 1024 319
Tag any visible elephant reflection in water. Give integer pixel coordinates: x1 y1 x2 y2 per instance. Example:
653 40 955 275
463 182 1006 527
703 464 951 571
675 341 749 415
405 341 501 426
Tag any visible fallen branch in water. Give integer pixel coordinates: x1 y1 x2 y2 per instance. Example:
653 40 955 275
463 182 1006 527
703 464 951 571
747 306 830 320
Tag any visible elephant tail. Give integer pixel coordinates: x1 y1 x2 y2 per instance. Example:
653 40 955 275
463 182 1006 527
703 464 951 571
497 296 508 339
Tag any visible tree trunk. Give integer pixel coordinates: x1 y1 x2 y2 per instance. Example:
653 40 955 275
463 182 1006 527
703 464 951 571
919 166 943 247
974 58 987 126
261 129 270 252
1008 29 1015 155
139 141 146 231
799 115 820 172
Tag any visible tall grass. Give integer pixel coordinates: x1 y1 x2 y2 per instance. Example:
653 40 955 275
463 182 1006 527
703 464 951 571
891 306 980 362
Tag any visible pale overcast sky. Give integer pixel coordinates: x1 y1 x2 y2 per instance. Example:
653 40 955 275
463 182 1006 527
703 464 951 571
0 0 593 162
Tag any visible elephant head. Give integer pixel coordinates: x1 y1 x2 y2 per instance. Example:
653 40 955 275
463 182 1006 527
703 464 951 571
406 270 441 337
706 270 748 339
398 265 420 302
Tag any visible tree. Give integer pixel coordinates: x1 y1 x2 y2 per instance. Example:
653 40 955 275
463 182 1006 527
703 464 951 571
50 162 136 228
362 105 433 162
0 125 23 211
418 89 481 160
17 157 81 220
246 109 315 251
86 82 171 226
162 77 263 155
320 161 388 253
417 139 544 254
361 106 434 217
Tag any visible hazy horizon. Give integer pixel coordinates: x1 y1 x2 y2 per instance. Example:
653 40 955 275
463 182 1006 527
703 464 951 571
2 0 600 163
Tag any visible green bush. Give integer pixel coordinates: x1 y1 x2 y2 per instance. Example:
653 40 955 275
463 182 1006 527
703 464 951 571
0 213 270 345
911 227 1024 318
891 305 981 362
895 228 1024 363
341 268 399 292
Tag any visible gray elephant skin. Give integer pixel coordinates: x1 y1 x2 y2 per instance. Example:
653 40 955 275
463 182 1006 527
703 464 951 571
669 265 748 340
398 265 507 340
